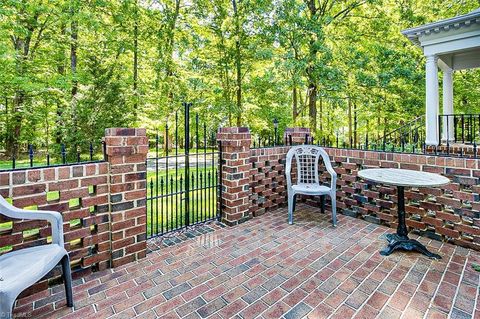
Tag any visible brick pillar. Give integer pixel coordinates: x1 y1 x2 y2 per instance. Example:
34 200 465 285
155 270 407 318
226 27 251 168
104 128 148 267
284 127 311 144
217 127 252 226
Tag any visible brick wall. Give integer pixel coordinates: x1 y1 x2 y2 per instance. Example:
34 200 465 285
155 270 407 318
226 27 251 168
322 148 480 251
0 163 111 295
222 127 480 251
0 128 148 297
249 147 290 217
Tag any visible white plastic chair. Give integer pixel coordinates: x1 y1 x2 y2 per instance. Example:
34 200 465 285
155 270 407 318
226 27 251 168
0 195 73 318
286 145 337 226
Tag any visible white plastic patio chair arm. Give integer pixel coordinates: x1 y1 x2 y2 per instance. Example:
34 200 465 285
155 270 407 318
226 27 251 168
0 196 64 247
285 164 292 190
329 171 337 191
324 163 337 191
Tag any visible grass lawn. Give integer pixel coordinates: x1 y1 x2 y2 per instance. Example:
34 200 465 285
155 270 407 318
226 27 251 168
146 166 219 237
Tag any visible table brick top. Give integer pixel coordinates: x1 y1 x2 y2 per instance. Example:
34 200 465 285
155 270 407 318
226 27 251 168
14 205 480 319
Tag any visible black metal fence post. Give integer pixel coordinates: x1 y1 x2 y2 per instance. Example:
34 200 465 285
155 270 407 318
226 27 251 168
61 144 67 164
218 140 223 221
184 102 191 227
103 140 107 161
156 132 159 234
438 115 442 145
28 144 33 167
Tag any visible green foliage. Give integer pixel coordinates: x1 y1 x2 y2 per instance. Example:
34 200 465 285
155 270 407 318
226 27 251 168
0 0 479 156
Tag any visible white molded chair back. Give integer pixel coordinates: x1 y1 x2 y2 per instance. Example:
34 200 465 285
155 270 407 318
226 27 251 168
285 145 337 226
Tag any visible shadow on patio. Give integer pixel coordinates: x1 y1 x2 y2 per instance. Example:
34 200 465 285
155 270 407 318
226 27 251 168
14 204 480 319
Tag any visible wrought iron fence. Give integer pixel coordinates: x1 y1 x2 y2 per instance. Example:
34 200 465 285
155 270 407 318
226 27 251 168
439 114 480 145
250 115 480 159
146 103 221 238
251 133 312 149
311 130 480 158
0 141 105 171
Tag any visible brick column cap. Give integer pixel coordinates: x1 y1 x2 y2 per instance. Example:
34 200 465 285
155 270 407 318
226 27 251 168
217 127 251 144
218 127 250 134
105 128 146 137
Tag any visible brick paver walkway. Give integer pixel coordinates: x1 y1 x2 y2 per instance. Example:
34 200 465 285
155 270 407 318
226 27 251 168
14 205 480 319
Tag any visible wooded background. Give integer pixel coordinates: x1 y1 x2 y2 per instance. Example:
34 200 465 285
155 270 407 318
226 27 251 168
0 0 479 157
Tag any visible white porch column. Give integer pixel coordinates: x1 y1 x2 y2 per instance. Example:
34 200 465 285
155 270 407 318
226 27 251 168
425 55 439 145
442 68 454 141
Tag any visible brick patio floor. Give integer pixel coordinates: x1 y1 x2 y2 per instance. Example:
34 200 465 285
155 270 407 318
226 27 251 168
14 204 480 319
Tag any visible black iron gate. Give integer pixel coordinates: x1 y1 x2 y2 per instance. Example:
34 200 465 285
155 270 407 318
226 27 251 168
146 103 222 238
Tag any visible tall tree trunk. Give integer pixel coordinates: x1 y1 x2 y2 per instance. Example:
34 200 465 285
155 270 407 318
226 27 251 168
232 0 242 126
306 0 318 135
235 44 241 126
293 86 298 122
377 105 381 140
308 83 317 133
353 102 358 147
133 0 139 118
165 0 180 105
8 93 24 158
319 95 323 136
383 117 387 143
70 0 78 143
348 96 352 147
326 104 330 144
7 38 28 157
161 0 179 151
5 3 50 157
56 23 67 144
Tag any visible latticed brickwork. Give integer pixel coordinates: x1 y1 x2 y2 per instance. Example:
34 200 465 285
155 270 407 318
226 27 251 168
249 128 312 218
218 127 312 223
0 127 148 297
0 162 111 296
321 148 480 251
249 147 290 217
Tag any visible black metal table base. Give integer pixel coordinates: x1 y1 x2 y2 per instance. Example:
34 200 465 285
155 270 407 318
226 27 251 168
379 186 441 260
380 233 441 259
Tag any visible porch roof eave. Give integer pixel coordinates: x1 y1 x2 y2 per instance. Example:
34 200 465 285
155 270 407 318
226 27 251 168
401 8 480 47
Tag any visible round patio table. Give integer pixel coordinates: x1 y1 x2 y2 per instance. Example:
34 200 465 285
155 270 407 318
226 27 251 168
358 168 449 260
